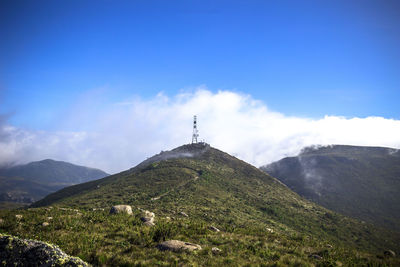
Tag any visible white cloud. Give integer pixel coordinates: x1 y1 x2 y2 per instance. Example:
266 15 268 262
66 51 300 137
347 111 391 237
1 88 400 173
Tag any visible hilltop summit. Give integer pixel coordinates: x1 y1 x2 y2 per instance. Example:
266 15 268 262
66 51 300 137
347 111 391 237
131 143 211 172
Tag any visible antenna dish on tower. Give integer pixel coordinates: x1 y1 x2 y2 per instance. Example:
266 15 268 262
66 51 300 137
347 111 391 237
192 115 199 144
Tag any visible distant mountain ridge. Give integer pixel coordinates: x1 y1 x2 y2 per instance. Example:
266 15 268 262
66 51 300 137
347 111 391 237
261 145 400 232
0 159 108 205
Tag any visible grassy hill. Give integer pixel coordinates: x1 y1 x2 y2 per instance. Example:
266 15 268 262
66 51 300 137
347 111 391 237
261 145 400 232
0 159 108 206
1 144 399 265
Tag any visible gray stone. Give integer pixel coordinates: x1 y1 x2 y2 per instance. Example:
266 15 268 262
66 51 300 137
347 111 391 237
109 205 133 215
212 247 221 254
384 250 396 257
309 254 323 260
208 226 220 232
0 234 89 266
157 240 202 252
179 211 189 217
143 221 155 227
140 210 155 226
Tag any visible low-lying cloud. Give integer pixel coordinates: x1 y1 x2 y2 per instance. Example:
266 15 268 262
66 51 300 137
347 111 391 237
1 88 400 173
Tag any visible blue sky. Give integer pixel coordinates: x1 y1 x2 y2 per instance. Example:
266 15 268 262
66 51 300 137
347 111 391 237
1 0 399 131
1 1 400 171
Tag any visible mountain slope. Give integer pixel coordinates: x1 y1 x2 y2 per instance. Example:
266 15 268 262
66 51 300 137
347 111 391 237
32 144 400 257
261 145 400 232
0 159 108 205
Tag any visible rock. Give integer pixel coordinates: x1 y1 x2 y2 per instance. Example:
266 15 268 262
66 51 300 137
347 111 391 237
15 215 23 220
144 221 155 227
208 226 220 232
384 250 396 257
212 247 221 254
0 234 89 266
140 210 155 226
109 205 133 215
157 240 202 252
326 244 333 248
93 208 105 211
309 254 323 260
42 222 50 227
47 217 53 220
266 228 274 233
179 211 189 217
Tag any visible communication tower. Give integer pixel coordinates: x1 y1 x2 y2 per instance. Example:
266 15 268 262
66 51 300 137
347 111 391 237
192 115 199 144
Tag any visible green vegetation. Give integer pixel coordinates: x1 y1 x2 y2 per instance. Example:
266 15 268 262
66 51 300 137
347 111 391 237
1 206 399 266
1 144 399 265
262 145 400 231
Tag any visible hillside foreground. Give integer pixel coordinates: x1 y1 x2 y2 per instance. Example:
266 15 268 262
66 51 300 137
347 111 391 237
1 144 399 266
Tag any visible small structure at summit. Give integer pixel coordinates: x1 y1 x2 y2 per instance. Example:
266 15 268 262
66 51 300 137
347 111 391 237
192 115 199 144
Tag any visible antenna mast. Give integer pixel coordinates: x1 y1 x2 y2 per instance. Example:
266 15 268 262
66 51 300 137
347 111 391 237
192 115 199 144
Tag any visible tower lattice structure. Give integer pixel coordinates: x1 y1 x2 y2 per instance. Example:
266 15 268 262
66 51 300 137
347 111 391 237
192 115 199 144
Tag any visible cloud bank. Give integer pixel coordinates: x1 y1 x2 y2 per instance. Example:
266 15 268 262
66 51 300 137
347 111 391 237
1 88 400 173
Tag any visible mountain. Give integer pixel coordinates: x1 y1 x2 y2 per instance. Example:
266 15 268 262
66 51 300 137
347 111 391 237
16 143 399 265
0 159 108 205
261 145 400 232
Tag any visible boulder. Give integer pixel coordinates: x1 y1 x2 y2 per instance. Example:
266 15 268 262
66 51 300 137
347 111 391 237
92 208 105 211
144 221 155 227
0 234 89 266
384 250 396 257
179 211 189 217
157 240 202 252
309 254 323 260
208 226 220 232
140 210 155 226
109 205 133 215
212 247 221 254
42 222 50 227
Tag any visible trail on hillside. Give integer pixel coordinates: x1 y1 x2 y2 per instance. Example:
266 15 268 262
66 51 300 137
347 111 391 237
151 172 199 201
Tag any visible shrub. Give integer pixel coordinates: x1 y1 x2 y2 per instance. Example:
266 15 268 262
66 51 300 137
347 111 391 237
151 222 177 242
